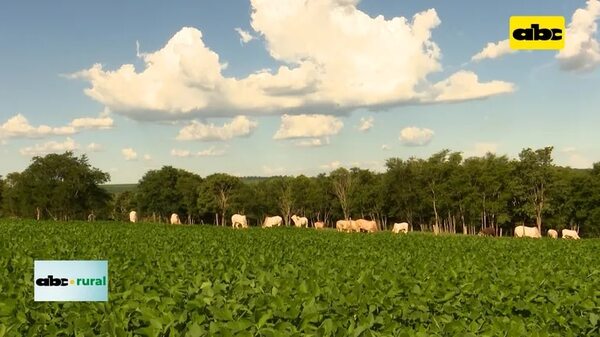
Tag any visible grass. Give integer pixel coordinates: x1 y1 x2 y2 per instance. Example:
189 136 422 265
0 220 599 336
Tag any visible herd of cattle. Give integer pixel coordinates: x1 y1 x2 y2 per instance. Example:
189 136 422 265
127 211 581 239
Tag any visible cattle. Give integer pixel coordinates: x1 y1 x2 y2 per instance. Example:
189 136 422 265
129 211 138 223
231 214 248 229
547 229 558 239
335 220 359 232
392 222 409 234
561 229 580 240
356 219 378 233
478 227 496 237
514 225 541 238
314 221 325 229
263 216 283 228
291 215 309 228
170 213 181 225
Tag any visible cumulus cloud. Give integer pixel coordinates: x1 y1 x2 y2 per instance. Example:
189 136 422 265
274 114 343 139
122 148 138 161
0 114 75 139
320 160 341 170
295 137 330 147
170 146 226 157
87 142 103 152
71 0 513 120
143 154 152 161
381 144 390 151
464 142 498 157
235 28 255 44
399 127 434 146
69 116 114 129
177 116 257 141
560 147 593 168
358 116 374 132
471 39 516 62
430 71 515 102
20 138 79 156
557 0 600 72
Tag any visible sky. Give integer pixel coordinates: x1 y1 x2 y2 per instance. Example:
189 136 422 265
1 0 600 183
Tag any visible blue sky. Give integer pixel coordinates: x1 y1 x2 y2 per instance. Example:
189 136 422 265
1 0 599 183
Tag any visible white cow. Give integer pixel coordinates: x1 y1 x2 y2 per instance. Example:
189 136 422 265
129 211 138 223
291 215 309 228
561 229 580 240
231 214 248 229
357 219 378 233
514 225 541 238
547 229 558 239
392 222 409 234
335 220 358 232
170 213 181 225
263 216 283 228
314 221 325 229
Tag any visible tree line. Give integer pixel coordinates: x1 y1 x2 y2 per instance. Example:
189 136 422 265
1 148 600 237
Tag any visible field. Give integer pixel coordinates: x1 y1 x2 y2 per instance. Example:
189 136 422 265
1 221 599 336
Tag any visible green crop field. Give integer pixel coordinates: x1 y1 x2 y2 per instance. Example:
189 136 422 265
1 221 599 336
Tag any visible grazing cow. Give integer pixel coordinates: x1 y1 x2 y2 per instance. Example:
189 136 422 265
335 220 358 232
561 229 580 240
314 221 325 229
478 227 496 237
392 222 409 234
291 215 309 228
263 216 283 228
356 219 378 233
129 211 138 223
514 225 541 238
231 214 248 229
547 229 558 239
170 213 181 225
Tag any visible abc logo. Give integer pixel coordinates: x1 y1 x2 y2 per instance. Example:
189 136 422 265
509 16 565 50
513 24 562 41
36 275 69 286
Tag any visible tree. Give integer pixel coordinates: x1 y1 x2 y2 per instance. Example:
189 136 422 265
198 173 240 226
516 147 554 232
1 152 110 220
0 175 4 217
330 168 354 220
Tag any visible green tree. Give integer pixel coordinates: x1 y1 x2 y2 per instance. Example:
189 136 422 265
516 147 555 232
330 168 354 220
198 173 241 226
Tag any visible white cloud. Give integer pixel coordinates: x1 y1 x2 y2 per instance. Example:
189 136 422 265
197 146 226 156
143 154 152 161
399 126 434 146
464 142 498 157
170 146 226 157
471 39 516 62
430 71 515 102
20 138 79 156
560 147 593 168
262 165 286 175
69 116 114 129
171 149 191 157
357 116 374 132
381 144 390 151
71 1 513 120
274 114 343 139
235 28 255 44
87 142 103 152
0 114 76 139
295 137 329 147
176 116 258 141
122 148 138 161
557 0 600 72
320 160 341 170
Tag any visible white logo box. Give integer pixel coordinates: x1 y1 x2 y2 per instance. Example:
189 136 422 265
34 260 108 302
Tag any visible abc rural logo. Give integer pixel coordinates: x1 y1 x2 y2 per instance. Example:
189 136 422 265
35 275 107 286
510 16 565 50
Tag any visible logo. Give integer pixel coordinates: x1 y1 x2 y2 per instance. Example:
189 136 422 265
509 16 565 50
34 260 108 301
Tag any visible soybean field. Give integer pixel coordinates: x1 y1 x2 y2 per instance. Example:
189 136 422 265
1 220 599 336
